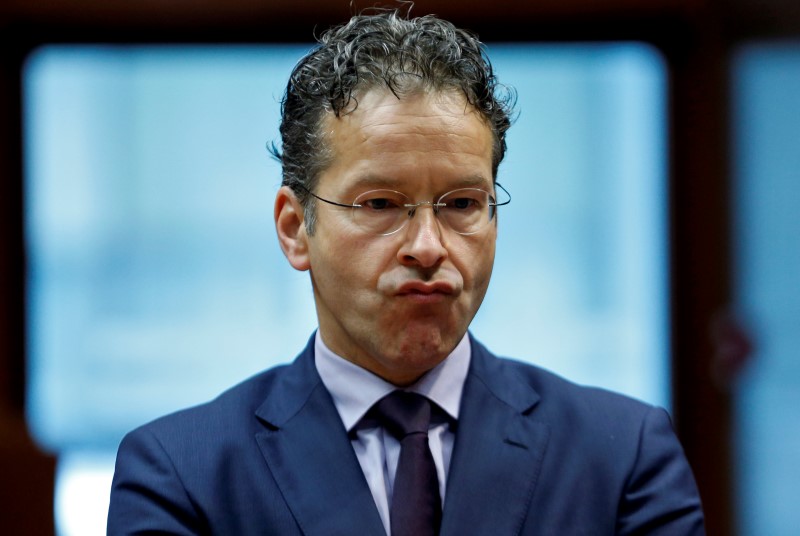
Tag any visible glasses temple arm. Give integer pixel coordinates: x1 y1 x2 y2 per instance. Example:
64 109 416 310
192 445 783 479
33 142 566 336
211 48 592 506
491 182 511 207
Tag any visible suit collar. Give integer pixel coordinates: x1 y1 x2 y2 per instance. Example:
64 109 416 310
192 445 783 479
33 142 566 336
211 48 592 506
440 336 549 535
254 334 320 429
254 332 539 428
253 334 548 536
254 335 386 535
465 335 541 414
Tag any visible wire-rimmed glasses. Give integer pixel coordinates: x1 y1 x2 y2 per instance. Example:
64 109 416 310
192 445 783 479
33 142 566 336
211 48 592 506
297 182 511 236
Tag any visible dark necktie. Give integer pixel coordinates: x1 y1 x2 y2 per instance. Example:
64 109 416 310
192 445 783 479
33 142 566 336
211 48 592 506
374 391 442 536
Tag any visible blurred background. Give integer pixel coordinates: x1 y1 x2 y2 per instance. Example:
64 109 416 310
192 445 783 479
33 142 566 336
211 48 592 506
1 1 798 535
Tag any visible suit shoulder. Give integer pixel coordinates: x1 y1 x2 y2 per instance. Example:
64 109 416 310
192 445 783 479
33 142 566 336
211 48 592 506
478 346 659 426
480 351 682 482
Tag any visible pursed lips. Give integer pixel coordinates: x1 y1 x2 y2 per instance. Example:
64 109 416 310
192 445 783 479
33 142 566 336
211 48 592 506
395 280 457 300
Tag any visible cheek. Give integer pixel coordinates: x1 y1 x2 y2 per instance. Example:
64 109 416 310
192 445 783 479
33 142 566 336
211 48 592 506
454 237 496 289
470 262 494 299
323 238 394 294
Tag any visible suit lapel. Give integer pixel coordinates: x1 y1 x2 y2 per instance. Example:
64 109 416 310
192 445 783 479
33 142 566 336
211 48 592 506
254 341 386 536
440 338 550 536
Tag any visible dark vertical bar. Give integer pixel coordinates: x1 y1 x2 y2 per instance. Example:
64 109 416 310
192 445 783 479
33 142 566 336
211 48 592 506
667 15 735 536
0 24 26 414
0 23 57 535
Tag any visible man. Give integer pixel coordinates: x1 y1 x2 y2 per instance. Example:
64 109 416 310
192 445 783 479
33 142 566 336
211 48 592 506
108 11 705 535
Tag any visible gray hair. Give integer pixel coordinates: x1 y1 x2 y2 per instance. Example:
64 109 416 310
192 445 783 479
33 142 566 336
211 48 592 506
271 9 515 233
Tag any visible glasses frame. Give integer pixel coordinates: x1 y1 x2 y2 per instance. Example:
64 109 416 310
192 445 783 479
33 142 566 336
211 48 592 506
295 182 511 236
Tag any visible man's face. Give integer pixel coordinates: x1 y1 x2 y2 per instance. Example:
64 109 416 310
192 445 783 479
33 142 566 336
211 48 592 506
278 88 497 386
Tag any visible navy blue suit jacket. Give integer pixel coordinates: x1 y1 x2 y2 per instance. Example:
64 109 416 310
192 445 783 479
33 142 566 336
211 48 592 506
108 335 704 535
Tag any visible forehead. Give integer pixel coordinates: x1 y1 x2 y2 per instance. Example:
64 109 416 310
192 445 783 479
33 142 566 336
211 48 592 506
319 88 494 192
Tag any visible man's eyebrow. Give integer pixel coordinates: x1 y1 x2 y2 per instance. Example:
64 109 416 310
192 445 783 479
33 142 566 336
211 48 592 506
346 174 402 190
457 174 494 188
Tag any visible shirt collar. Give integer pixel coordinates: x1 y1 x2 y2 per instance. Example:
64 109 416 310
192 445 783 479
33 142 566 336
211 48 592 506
314 331 471 432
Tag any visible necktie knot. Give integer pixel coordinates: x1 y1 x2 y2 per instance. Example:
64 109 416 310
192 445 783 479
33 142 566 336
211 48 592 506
374 391 432 438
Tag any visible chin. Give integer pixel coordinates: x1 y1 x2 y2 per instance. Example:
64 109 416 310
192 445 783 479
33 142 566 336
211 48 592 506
393 324 461 361
384 353 448 386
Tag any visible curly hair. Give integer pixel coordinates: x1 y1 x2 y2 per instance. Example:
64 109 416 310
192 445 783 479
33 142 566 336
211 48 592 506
271 9 515 233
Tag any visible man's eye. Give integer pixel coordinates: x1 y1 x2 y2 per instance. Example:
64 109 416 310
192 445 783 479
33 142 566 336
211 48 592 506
362 198 399 210
448 197 481 210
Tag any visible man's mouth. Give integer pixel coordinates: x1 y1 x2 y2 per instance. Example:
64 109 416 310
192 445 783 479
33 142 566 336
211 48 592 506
395 280 456 297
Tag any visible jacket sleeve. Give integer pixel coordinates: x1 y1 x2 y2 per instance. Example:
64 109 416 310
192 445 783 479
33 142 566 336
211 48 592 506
107 427 203 536
616 406 706 535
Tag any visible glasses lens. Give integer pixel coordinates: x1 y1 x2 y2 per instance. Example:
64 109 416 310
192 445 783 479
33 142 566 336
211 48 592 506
438 189 493 235
352 189 410 235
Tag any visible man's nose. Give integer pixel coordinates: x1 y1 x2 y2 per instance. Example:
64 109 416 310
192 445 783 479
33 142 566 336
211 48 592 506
397 205 448 268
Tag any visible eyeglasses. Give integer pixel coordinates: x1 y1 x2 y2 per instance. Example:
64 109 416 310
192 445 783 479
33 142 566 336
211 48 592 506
297 182 510 236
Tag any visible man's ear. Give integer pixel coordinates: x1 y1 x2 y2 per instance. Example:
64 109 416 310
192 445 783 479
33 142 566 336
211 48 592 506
274 186 310 271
